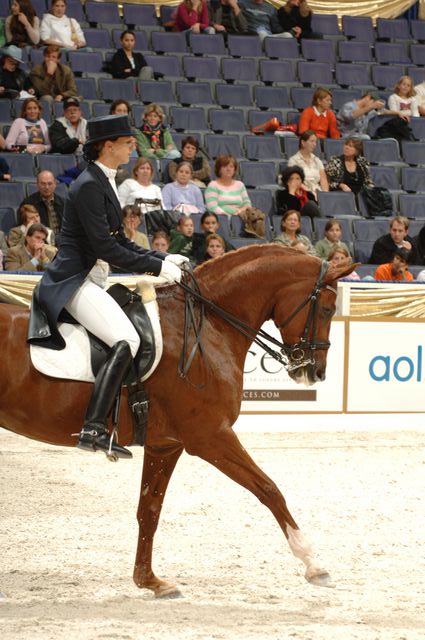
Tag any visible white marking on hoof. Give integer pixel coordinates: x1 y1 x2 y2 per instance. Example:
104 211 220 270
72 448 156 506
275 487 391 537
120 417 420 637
154 586 183 599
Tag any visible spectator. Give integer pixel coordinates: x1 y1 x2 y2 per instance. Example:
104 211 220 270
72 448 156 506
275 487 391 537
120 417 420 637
0 230 7 261
40 0 86 49
167 136 211 187
19 169 65 237
30 44 78 102
118 157 164 209
0 155 11 181
337 91 386 139
109 99 131 117
388 75 419 120
314 218 350 259
5 97 50 153
240 0 287 41
135 103 180 160
287 129 328 196
121 205 149 250
109 30 153 81
168 215 195 260
175 0 215 34
162 161 205 214
151 230 170 252
273 209 316 254
205 154 251 217
277 0 320 40
369 216 413 265
6 0 40 48
0 44 34 99
203 233 225 261
414 72 425 117
328 246 360 280
299 87 340 139
209 0 248 35
326 138 373 195
192 211 234 263
8 202 55 247
49 96 87 154
374 248 413 281
276 165 322 219
5 222 57 271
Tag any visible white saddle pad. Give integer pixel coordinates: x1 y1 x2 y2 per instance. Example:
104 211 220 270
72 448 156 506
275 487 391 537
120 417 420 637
30 299 163 383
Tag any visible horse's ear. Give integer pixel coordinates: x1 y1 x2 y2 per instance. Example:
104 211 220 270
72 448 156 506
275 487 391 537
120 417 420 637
325 262 361 282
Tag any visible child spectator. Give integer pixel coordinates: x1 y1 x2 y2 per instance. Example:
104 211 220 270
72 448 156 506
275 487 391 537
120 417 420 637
203 233 226 261
122 205 149 250
314 219 350 259
374 248 413 281
192 211 234 263
388 75 419 120
162 162 205 214
151 230 170 252
328 246 360 280
168 216 195 261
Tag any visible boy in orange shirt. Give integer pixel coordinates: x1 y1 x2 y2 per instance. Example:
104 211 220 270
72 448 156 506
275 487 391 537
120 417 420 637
374 248 414 281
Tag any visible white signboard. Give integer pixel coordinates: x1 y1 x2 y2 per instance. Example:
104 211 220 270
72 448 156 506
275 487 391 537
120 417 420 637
347 319 425 412
241 319 345 413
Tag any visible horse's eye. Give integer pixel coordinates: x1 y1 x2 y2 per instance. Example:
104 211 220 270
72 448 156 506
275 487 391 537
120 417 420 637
320 306 334 319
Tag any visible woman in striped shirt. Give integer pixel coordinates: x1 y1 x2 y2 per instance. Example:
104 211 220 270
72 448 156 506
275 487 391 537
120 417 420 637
204 154 251 217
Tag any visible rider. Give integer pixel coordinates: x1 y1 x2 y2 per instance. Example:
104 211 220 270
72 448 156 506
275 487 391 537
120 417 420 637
28 114 188 459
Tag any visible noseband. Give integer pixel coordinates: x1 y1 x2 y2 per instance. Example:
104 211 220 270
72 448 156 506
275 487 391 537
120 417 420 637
177 260 335 379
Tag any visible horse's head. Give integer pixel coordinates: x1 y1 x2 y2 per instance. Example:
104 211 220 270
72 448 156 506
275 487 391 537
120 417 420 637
274 259 357 386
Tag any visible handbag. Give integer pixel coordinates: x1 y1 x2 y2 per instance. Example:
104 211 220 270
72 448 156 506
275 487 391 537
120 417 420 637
135 198 180 235
360 185 393 218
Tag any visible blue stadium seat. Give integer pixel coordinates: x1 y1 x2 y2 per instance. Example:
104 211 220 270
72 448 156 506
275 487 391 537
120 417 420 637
189 33 226 56
84 1 121 26
122 3 158 27
68 51 104 75
401 141 425 166
331 88 362 111
322 139 344 160
259 59 297 85
0 153 35 179
0 183 26 209
353 240 374 263
139 80 175 105
82 28 112 49
247 189 275 218
37 155 78 177
398 194 425 218
335 63 371 88
254 86 290 109
311 13 341 37
301 39 335 64
369 166 401 191
352 218 389 241
239 161 278 188
317 191 359 217
75 77 98 100
245 135 283 161
248 109 283 130
263 37 300 59
221 57 258 82
342 15 375 42
376 18 411 41
151 31 188 55
67 0 86 22
363 139 406 166
143 54 183 78
297 61 334 86
291 87 314 110
183 56 220 80
170 106 209 132
374 42 411 65
410 20 425 42
216 83 253 108
98 78 137 102
209 108 248 133
410 44 425 66
372 65 406 89
176 81 215 106
401 166 425 192
204 134 243 159
0 207 17 233
227 34 262 58
338 40 373 63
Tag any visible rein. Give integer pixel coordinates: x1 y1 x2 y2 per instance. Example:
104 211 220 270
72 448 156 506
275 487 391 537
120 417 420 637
177 260 334 380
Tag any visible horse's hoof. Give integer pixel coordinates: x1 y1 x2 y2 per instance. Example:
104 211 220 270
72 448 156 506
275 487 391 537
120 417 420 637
154 585 183 599
306 572 335 588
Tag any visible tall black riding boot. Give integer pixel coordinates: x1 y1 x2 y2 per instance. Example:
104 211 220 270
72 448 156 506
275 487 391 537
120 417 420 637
77 340 133 459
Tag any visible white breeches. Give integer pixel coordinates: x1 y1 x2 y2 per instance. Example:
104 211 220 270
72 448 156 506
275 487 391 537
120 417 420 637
64 279 140 358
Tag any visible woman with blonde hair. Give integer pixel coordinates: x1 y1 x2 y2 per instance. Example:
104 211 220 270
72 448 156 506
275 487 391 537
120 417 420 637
277 0 320 39
135 103 180 160
299 87 340 139
175 0 215 34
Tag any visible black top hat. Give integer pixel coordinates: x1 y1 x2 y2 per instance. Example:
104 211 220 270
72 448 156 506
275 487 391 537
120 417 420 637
85 114 133 146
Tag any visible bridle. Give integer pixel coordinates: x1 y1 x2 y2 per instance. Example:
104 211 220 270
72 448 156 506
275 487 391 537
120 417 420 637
177 260 337 380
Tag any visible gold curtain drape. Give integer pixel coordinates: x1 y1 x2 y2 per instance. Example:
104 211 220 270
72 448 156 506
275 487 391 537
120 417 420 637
122 0 422 22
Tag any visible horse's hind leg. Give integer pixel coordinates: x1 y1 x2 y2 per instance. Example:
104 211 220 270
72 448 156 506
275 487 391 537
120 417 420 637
188 429 331 587
133 444 184 598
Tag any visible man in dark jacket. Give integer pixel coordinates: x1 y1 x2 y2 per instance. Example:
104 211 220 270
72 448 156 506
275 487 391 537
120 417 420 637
49 97 87 155
19 170 65 240
0 44 34 99
29 45 78 102
369 215 414 264
209 0 248 35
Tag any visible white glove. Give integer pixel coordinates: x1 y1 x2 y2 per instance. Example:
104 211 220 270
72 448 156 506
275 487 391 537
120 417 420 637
165 254 190 267
159 260 182 284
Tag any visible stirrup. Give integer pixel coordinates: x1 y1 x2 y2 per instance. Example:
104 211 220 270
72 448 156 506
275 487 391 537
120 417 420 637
75 424 133 461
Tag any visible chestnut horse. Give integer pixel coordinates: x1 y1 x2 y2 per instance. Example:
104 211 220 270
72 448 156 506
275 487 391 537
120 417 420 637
0 245 353 597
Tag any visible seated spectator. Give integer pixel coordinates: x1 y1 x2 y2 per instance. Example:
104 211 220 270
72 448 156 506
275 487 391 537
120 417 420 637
167 136 211 187
414 72 425 117
273 209 316 254
175 0 215 34
0 230 8 258
337 92 386 139
287 130 328 196
49 96 87 154
19 169 64 238
374 248 413 281
240 0 287 41
8 203 54 247
151 230 170 252
135 103 180 160
192 211 234 263
277 0 320 40
168 215 195 260
0 44 34 99
5 222 57 271
203 233 225 261
162 161 206 214
6 0 40 48
315 219 350 259
326 138 373 195
109 99 132 117
0 156 11 181
299 87 340 139
121 205 149 249
209 0 248 35
30 45 78 103
205 154 251 217
118 157 164 209
328 246 360 280
388 75 419 120
369 216 414 265
5 97 50 153
276 165 322 219
40 0 86 49
109 30 153 81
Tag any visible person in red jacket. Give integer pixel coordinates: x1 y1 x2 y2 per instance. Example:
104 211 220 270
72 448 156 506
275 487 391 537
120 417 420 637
175 0 215 34
299 87 340 139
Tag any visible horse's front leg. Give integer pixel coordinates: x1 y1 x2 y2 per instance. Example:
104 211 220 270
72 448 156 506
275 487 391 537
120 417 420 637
133 443 184 598
187 429 332 587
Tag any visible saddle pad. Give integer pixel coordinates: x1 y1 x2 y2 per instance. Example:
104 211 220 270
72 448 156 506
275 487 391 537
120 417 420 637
30 299 163 383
